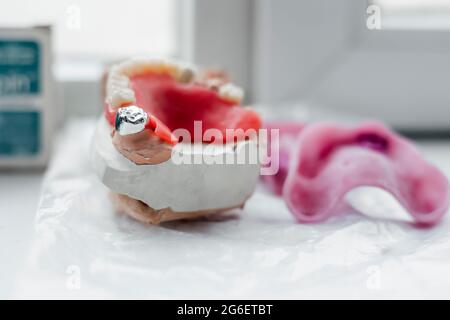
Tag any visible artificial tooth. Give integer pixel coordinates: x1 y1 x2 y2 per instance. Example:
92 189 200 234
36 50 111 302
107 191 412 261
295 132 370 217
178 67 195 83
218 83 244 103
106 59 200 108
109 88 136 107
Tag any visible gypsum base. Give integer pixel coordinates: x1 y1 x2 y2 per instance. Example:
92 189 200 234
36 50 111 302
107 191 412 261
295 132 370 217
92 117 261 220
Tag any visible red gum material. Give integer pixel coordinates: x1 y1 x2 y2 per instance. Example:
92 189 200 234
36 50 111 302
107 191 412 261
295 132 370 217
146 115 179 145
104 103 178 145
282 121 450 225
129 73 261 143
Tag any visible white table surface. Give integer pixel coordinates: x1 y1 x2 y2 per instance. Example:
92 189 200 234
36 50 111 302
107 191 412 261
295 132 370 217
1 120 450 299
0 171 44 298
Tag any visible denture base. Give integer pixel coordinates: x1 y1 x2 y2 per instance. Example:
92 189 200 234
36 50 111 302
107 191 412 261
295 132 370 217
110 193 246 224
92 118 260 215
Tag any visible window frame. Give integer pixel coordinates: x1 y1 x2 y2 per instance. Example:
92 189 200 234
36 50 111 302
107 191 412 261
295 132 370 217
251 0 450 131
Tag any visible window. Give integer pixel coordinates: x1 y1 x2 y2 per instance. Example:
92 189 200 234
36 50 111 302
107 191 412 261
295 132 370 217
251 0 450 131
0 0 176 59
372 0 450 30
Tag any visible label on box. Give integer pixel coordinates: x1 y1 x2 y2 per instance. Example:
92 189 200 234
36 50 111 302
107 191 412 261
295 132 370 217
0 110 40 156
0 40 40 95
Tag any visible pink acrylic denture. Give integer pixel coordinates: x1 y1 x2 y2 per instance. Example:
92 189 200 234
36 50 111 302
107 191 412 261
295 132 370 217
261 121 306 195
267 121 450 225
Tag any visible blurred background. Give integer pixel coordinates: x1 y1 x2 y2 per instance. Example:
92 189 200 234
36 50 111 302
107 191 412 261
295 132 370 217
1 0 450 129
1 0 450 299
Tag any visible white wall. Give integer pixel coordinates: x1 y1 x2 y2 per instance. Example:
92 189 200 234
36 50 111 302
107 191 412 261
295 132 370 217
252 0 355 103
251 0 450 130
181 0 254 99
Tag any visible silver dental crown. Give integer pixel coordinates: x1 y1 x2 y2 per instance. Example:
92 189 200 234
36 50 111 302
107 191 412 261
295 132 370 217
115 105 149 136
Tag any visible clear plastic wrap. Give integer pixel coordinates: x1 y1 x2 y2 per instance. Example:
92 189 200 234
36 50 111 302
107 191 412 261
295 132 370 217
12 118 450 299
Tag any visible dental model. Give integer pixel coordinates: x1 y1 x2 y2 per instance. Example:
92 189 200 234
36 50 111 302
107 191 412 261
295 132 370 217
92 58 262 224
278 121 449 225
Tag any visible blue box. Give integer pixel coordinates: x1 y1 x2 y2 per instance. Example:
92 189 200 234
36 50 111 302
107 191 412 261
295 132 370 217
0 40 40 96
0 27 54 168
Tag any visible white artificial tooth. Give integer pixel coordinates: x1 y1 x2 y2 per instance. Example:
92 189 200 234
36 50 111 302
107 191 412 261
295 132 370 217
117 58 175 78
109 78 128 88
204 78 222 91
105 58 200 106
219 83 244 103
109 72 129 85
178 67 195 83
109 88 136 107
171 60 197 81
107 75 130 96
117 58 151 76
117 59 141 76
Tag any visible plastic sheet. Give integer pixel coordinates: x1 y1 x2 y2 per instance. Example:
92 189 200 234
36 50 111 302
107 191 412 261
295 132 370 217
12 119 450 299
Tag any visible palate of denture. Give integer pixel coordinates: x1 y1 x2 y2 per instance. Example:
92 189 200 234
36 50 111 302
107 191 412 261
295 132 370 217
199 69 243 103
104 59 259 145
281 121 449 225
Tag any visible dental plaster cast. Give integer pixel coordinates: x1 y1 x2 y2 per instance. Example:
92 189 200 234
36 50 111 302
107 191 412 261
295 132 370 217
262 121 450 226
92 58 262 224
